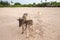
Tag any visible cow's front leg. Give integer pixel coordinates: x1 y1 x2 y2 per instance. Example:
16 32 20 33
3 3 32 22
21 24 26 34
21 25 25 34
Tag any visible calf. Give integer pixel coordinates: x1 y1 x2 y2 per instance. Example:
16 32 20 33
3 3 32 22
18 13 33 34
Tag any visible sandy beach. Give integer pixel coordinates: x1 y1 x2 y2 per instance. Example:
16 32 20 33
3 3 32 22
0 7 60 40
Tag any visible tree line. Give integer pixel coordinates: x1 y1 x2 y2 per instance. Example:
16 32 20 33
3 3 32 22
0 1 60 7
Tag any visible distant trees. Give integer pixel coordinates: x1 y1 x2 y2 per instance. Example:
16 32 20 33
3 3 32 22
36 3 41 7
36 1 60 7
56 2 60 7
22 3 36 7
33 3 36 7
14 2 21 7
14 2 21 5
50 1 60 7
26 4 33 7
0 1 10 7
0 1 60 7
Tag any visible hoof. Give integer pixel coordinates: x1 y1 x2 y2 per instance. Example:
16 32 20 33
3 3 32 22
21 32 24 34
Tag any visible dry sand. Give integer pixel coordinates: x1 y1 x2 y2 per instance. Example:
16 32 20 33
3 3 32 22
0 7 60 40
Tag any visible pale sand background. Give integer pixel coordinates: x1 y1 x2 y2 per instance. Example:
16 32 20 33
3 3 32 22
0 7 60 40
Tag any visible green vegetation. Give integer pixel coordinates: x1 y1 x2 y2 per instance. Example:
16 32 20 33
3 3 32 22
0 1 10 7
0 1 60 7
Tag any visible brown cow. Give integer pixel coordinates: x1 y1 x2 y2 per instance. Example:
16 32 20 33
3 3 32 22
17 13 33 34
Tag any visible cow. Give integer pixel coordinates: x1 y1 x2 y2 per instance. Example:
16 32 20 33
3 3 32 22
17 13 33 34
